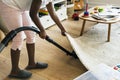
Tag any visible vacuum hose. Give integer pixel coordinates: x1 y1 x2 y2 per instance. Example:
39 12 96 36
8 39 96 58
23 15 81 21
0 26 40 52
0 26 78 58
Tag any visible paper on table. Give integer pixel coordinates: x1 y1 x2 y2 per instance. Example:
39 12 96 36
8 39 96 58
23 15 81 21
91 6 120 21
98 7 120 16
92 13 119 21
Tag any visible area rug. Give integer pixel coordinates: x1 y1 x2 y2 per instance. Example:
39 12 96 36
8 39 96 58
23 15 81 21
66 22 120 70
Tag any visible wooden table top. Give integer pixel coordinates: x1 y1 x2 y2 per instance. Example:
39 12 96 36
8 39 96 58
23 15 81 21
79 5 120 24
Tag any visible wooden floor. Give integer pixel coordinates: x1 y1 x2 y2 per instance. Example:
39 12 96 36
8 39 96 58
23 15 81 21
0 17 96 80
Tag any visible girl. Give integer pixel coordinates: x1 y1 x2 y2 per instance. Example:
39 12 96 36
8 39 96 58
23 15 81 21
0 0 66 79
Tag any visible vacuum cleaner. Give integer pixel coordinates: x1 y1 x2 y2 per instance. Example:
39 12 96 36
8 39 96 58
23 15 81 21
0 26 78 59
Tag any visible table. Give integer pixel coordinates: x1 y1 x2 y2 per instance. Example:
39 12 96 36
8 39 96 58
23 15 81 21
79 6 120 42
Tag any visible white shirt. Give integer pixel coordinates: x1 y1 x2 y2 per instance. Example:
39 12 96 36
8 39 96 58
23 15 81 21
2 0 52 11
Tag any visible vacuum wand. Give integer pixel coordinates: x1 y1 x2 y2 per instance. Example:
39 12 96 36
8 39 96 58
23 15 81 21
45 36 74 56
0 26 77 58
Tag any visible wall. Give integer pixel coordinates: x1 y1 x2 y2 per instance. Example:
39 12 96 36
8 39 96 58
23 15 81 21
84 0 120 7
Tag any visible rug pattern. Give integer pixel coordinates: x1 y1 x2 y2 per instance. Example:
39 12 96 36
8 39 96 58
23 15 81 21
67 22 120 70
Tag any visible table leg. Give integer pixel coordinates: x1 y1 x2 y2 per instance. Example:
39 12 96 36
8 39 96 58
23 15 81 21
107 23 111 42
80 20 86 36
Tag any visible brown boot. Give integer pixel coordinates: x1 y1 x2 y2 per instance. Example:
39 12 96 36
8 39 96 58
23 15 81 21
26 43 48 70
10 49 21 75
8 49 32 79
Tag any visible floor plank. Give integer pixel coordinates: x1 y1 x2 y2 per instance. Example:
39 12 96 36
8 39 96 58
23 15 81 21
0 18 90 80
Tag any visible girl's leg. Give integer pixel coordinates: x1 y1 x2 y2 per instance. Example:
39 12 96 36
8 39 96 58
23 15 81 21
0 1 32 78
22 11 36 67
23 11 48 69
